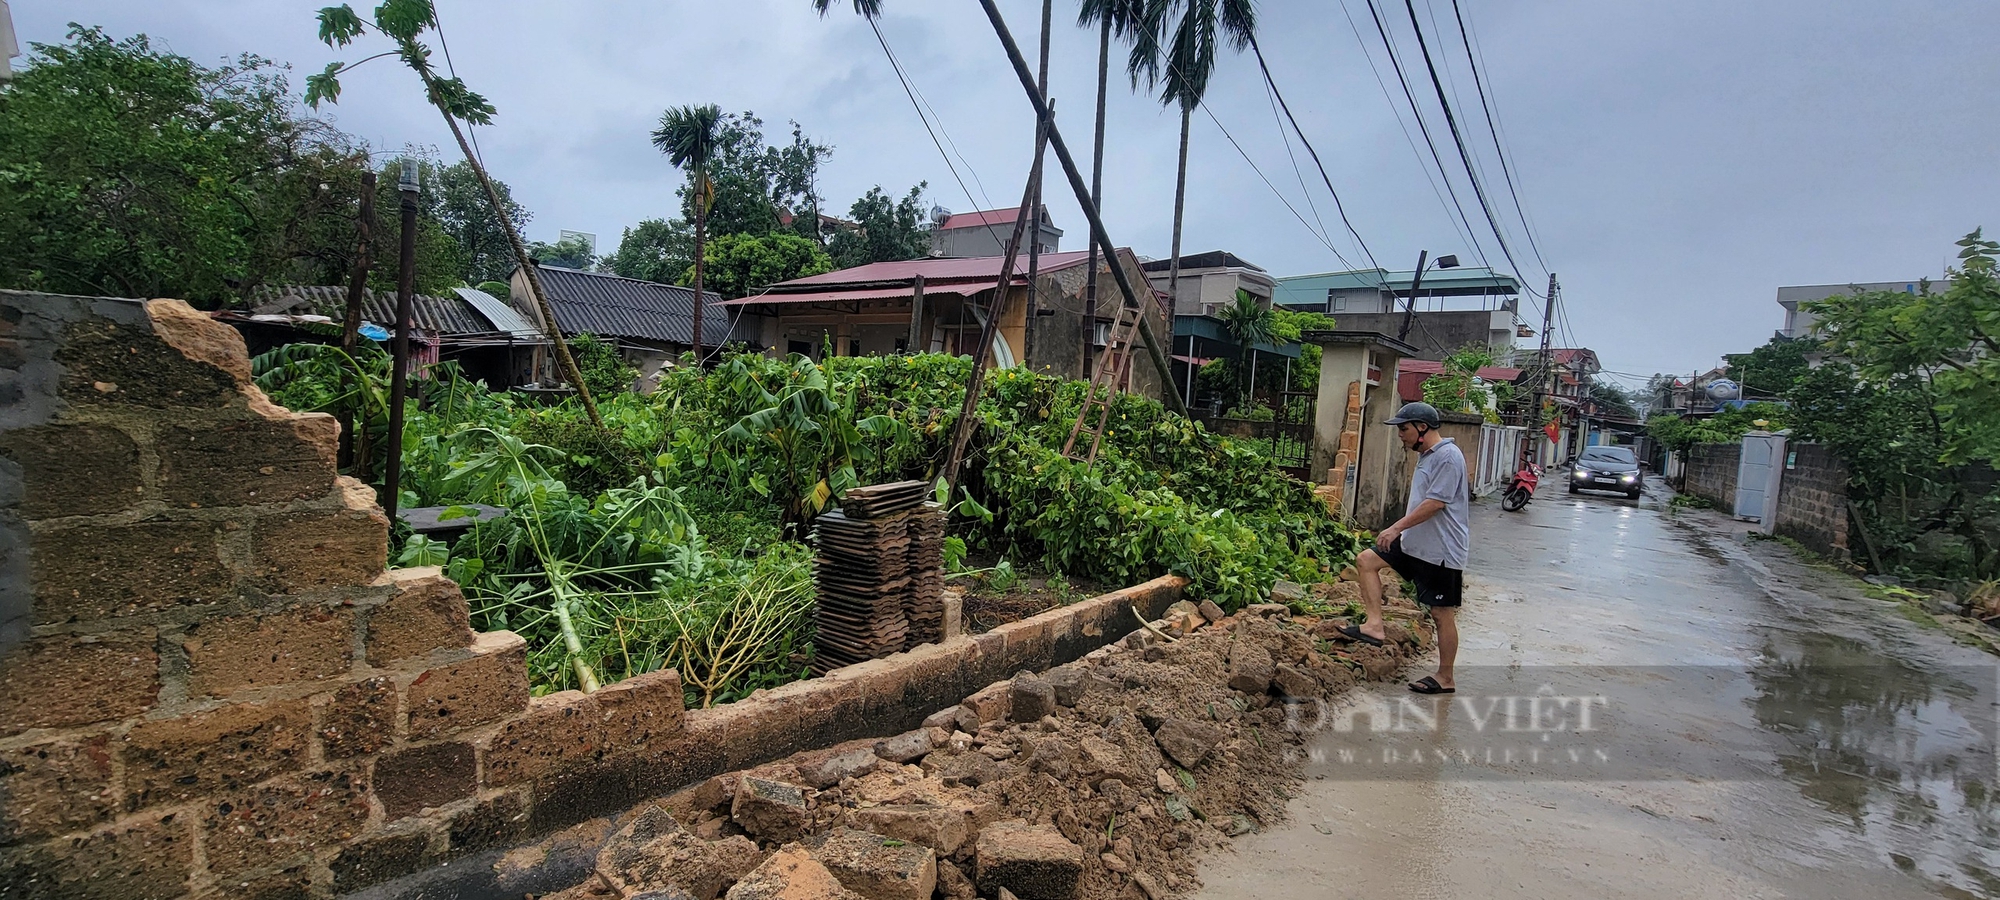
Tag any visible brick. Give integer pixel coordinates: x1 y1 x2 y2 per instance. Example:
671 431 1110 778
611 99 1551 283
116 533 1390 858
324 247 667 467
251 478 388 594
53 314 239 410
0 733 118 843
480 691 602 787
365 568 475 666
0 425 143 519
0 631 158 736
201 768 371 877
154 416 337 509
183 604 356 698
121 698 311 811
406 631 528 740
445 789 529 854
813 826 937 900
974 821 1082 900
318 676 397 759
593 667 687 749
330 827 438 893
29 520 230 624
213 863 314 900
373 741 477 820
0 812 192 900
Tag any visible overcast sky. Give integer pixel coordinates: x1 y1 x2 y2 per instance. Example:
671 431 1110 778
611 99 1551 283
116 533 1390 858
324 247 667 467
17 1 1999 384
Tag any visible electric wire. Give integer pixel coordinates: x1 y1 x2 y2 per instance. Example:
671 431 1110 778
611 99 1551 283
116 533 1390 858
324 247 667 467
1398 0 1534 299
1198 102 1358 271
1361 0 1492 271
1260 73 1336 252
1451 0 1551 275
1244 35 1384 273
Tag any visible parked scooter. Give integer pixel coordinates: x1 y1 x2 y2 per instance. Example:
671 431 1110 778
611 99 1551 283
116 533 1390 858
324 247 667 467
1500 462 1542 511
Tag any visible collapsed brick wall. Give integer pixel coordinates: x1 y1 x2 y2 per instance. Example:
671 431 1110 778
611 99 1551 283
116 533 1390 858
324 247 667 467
0 291 1186 900
1773 443 1850 560
1685 442 1740 510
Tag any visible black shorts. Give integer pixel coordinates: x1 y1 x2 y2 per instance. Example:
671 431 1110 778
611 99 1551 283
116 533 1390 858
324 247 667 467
1375 537 1464 608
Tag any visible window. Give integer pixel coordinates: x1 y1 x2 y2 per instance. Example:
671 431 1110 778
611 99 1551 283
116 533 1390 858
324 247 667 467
1580 447 1636 464
1325 289 1347 313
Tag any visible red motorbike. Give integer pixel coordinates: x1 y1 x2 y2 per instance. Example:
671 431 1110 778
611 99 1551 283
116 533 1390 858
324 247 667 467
1500 462 1542 512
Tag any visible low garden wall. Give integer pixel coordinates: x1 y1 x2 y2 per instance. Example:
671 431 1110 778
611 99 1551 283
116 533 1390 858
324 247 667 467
0 292 1186 900
1684 442 1740 509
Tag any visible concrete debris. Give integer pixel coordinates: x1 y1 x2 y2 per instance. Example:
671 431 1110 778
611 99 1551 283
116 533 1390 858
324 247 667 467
1008 671 1057 723
724 846 863 900
733 777 812 844
1197 600 1226 623
976 820 1085 900
1269 580 1308 605
809 827 937 900
566 600 1428 900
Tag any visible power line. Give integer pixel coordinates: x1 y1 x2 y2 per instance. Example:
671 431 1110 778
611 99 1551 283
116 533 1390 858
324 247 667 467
1245 35 1384 273
1260 71 1336 253
1398 0 1533 295
1361 0 1494 272
1449 0 1551 274
1198 103 1357 271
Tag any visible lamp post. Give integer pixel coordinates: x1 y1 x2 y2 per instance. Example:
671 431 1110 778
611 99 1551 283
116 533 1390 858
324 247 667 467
1396 251 1460 343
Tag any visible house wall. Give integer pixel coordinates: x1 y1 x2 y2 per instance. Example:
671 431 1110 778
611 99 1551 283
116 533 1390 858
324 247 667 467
0 290 1189 899
1328 310 1514 363
930 222 1062 258
1685 442 1741 510
1026 250 1170 401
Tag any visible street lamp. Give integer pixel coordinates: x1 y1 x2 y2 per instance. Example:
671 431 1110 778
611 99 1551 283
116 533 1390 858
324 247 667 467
1396 251 1461 342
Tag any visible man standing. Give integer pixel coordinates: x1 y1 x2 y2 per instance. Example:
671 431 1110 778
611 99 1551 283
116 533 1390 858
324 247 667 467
1338 401 1471 694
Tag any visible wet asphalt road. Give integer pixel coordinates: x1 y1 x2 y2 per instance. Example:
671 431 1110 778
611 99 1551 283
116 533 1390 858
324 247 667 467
1195 482 2000 899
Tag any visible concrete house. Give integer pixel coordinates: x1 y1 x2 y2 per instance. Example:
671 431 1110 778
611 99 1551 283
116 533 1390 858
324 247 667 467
927 206 1062 258
1273 266 1524 363
1141 251 1298 410
720 248 1170 399
1775 278 1947 340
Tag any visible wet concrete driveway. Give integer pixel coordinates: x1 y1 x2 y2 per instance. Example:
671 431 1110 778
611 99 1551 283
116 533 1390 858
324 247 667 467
1195 485 2000 899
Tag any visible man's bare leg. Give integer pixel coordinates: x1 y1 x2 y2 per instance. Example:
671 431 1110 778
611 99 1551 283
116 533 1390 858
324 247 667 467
1354 548 1389 642
1430 606 1458 688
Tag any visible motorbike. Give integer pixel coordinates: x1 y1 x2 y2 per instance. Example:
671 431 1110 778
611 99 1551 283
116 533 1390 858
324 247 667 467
1500 462 1542 512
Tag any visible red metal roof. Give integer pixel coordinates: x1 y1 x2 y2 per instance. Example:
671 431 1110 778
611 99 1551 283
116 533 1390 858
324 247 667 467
937 207 1023 230
771 251 1095 289
1397 359 1524 381
718 281 998 308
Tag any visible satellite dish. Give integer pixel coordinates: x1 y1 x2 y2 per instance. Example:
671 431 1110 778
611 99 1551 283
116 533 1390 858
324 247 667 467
1706 379 1740 401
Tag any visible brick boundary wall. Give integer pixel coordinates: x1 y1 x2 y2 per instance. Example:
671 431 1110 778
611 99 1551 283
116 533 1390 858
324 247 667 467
0 291 1186 900
1685 442 1740 510
1772 443 1850 560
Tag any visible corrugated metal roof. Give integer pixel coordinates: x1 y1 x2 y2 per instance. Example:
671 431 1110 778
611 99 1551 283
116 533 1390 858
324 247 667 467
452 287 543 340
530 265 730 346
719 282 994 308
769 251 1095 290
247 285 492 335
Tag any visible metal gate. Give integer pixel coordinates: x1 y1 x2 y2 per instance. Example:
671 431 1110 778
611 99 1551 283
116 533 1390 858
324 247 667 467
1271 385 1316 480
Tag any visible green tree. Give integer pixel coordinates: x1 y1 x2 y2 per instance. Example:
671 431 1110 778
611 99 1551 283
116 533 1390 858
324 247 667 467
1421 345 1496 415
1270 307 1336 390
605 219 694 284
1586 379 1640 420
1807 229 2000 463
1128 0 1256 315
530 234 597 270
828 184 930 269
1214 289 1274 406
0 26 372 306
366 159 471 296
654 103 725 363
428 160 530 283
1724 334 1813 401
682 232 833 300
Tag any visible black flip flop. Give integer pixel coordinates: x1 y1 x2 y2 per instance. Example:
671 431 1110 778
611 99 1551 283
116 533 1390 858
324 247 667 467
1336 624 1384 647
1408 676 1454 695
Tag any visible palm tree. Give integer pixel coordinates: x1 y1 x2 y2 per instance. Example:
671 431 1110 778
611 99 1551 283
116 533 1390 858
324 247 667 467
1215 288 1273 407
1077 1 1148 374
1129 0 1257 319
652 104 724 365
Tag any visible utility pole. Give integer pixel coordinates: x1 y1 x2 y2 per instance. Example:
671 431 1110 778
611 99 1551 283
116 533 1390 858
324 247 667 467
1083 12 1110 380
338 171 376 475
1396 250 1430 343
1023 0 1051 365
1528 273 1557 466
383 160 419 527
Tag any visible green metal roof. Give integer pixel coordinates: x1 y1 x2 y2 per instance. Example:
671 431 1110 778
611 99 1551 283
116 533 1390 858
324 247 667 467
1272 266 1521 308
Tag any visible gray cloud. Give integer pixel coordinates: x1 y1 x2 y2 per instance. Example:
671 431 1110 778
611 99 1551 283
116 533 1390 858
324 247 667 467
17 0 1999 382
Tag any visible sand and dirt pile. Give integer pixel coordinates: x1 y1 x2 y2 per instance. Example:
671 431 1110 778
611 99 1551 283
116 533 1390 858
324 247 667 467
543 582 1432 900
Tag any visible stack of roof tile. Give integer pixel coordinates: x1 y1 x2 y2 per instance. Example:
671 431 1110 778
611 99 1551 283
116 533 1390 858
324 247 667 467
809 482 950 672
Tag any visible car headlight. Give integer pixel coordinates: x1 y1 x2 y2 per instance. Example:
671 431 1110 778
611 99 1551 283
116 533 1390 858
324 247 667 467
1621 473 1637 482
1573 470 1590 480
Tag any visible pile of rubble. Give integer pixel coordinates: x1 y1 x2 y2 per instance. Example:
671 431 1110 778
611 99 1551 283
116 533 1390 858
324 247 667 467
543 581 1432 900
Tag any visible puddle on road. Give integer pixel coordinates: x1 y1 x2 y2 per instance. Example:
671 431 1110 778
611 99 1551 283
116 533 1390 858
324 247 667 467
1748 628 2000 895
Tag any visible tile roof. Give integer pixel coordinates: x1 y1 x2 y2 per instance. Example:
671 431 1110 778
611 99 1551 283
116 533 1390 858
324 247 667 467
529 265 731 346
936 206 1059 232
